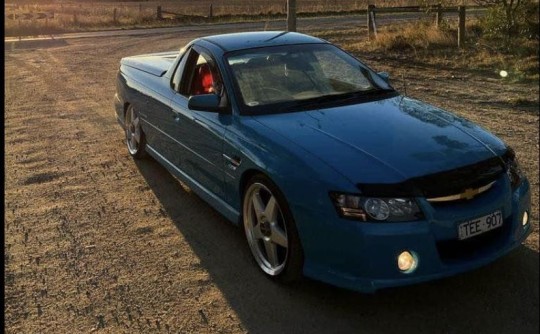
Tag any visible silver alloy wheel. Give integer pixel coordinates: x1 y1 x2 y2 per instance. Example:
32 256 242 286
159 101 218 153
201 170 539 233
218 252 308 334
243 182 289 276
125 106 142 155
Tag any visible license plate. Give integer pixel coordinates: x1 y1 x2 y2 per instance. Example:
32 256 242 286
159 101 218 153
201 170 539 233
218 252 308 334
458 211 503 240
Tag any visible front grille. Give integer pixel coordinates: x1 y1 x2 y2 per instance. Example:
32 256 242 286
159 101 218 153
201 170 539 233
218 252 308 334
436 220 511 264
414 156 505 198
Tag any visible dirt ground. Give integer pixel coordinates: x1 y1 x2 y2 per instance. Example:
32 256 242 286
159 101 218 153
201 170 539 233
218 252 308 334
4 22 539 334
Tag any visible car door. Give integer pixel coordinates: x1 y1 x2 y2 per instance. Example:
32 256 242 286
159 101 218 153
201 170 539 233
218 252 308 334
141 50 190 167
169 45 231 199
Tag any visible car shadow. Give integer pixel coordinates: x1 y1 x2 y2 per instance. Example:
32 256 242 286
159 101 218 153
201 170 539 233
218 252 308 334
135 157 539 334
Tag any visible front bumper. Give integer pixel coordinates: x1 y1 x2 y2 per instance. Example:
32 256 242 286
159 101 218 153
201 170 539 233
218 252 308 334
295 176 532 293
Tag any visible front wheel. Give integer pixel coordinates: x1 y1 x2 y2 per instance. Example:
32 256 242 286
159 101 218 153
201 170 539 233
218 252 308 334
242 174 304 282
125 105 147 159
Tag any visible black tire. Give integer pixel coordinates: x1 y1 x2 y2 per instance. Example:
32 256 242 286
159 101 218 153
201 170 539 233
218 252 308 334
124 104 147 159
242 174 304 283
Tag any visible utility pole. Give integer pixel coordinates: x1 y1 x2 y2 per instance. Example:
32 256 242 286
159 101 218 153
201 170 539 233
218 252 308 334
287 0 296 32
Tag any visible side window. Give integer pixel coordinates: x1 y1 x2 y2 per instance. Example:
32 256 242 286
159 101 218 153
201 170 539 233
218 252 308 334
171 49 190 92
180 50 223 97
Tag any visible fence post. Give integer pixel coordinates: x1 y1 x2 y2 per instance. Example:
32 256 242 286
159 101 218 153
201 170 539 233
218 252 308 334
209 4 213 18
367 4 376 40
435 4 442 29
458 6 466 48
31 13 36 33
18 19 21 41
113 8 117 23
287 0 296 32
139 4 142 17
157 6 162 20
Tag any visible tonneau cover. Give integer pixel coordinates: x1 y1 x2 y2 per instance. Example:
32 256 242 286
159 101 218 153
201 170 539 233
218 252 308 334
121 51 178 77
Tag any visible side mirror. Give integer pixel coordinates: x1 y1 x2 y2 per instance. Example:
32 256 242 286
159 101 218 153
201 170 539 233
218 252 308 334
377 71 390 83
188 94 224 112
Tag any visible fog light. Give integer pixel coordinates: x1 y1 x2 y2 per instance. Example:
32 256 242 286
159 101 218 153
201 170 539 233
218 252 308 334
398 251 418 273
522 211 529 226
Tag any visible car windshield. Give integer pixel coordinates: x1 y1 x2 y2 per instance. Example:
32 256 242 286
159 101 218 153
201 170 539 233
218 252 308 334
225 43 395 114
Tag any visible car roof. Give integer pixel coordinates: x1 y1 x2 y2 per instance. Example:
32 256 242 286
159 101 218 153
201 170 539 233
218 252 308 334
200 31 327 52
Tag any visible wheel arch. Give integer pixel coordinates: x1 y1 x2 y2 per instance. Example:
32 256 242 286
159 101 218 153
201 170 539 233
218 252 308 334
123 101 131 118
238 168 295 220
239 168 267 204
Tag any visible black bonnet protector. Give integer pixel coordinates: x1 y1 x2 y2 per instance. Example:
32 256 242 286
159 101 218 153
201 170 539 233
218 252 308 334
357 150 511 198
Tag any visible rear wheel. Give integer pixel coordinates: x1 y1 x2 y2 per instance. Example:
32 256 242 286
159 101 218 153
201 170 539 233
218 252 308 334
125 105 146 159
242 174 304 282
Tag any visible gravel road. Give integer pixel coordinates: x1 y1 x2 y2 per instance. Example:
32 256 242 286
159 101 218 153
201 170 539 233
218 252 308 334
4 21 538 334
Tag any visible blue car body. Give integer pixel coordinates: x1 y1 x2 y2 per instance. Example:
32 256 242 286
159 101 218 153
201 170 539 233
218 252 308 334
114 31 531 292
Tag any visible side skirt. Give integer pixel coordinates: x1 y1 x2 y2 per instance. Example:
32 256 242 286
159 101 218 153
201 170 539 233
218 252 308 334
145 144 240 224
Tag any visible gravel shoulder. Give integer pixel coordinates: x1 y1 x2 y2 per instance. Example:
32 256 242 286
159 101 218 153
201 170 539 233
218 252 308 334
4 26 539 333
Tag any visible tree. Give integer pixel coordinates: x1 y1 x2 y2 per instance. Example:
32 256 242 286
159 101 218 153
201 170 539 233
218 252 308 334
474 0 527 36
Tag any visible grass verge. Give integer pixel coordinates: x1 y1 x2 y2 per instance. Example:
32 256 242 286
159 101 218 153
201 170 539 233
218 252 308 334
315 19 539 83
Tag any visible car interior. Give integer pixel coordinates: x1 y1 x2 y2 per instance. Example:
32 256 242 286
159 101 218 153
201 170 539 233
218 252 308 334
231 54 324 105
190 63 214 95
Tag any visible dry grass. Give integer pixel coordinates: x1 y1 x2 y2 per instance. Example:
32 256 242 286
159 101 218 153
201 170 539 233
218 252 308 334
326 18 539 82
370 21 457 52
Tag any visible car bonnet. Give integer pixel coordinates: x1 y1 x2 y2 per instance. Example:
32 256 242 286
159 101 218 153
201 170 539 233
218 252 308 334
252 96 507 185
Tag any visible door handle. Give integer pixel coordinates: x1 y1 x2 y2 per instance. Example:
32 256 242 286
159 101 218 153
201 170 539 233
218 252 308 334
223 154 242 170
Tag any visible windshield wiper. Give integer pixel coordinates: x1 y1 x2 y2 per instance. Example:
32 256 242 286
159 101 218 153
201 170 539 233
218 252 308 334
280 94 349 111
279 89 397 112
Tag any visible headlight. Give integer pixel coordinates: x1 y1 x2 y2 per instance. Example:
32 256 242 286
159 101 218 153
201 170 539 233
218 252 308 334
504 147 525 189
330 193 424 222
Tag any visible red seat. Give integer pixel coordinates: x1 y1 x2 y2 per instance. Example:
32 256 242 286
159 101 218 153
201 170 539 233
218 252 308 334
192 64 214 95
